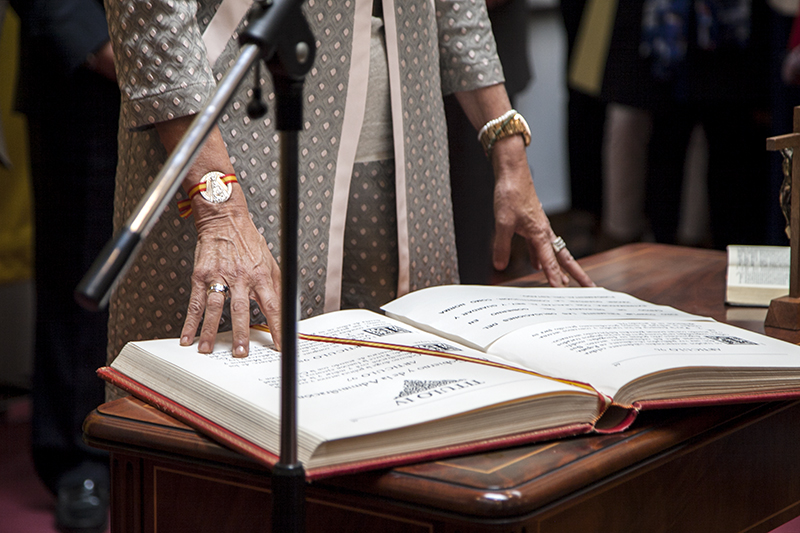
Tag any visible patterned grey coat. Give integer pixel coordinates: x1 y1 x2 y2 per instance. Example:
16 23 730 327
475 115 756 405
104 0 505 359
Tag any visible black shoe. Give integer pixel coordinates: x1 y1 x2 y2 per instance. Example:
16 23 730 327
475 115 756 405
55 478 109 533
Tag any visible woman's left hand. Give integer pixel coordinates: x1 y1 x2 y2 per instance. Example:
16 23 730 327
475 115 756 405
490 135 595 288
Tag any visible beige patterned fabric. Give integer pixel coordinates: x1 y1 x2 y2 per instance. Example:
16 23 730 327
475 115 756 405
104 0 504 366
341 159 398 311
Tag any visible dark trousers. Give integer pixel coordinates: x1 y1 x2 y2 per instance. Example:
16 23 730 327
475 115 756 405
646 103 769 249
561 0 605 220
446 94 496 284
446 0 532 284
27 68 118 494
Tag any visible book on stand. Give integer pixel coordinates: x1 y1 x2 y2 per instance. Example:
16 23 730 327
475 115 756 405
101 285 800 480
726 245 790 307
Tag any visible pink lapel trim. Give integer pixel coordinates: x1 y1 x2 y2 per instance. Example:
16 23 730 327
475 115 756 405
381 0 410 298
323 0 374 312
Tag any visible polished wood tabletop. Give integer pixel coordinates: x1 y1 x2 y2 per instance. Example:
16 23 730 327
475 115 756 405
84 243 800 533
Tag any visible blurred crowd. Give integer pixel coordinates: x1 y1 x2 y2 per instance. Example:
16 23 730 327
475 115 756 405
559 0 800 257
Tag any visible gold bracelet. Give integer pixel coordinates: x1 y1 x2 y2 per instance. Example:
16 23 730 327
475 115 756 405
478 110 531 157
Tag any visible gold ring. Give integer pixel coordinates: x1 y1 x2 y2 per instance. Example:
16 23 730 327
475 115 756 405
207 283 229 297
552 236 567 254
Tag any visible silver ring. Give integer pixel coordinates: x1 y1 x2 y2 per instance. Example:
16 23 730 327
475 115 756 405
551 236 567 254
207 282 229 297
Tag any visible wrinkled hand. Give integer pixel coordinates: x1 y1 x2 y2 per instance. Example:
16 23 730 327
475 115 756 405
491 139 595 287
179 192 282 357
153 118 281 357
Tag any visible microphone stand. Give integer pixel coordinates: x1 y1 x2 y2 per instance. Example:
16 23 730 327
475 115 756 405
75 2 314 532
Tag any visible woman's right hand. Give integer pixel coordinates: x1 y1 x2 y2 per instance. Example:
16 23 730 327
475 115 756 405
179 188 283 357
155 118 282 356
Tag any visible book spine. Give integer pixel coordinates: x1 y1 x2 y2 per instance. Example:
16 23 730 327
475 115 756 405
592 406 640 434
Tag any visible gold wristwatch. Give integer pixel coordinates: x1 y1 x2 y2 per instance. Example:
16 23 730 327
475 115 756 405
479 111 531 156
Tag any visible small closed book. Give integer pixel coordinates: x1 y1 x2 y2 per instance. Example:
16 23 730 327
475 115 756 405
726 245 790 307
100 285 800 480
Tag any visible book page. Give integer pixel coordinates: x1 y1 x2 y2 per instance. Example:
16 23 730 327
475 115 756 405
728 245 790 268
727 245 789 288
726 245 790 306
727 265 790 287
113 309 594 459
293 311 593 439
487 318 800 404
382 285 705 351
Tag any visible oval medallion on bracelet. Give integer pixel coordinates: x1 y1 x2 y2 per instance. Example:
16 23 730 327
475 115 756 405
200 171 234 204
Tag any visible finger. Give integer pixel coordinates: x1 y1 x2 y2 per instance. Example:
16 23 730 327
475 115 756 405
229 286 252 358
552 247 575 286
524 239 543 271
254 283 282 351
492 222 515 271
557 248 596 287
535 239 569 287
266 259 284 350
197 286 227 353
180 282 207 346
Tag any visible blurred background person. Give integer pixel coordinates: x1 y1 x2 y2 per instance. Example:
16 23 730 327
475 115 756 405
0 0 33 407
566 0 775 252
772 0 800 244
641 0 771 249
595 0 659 249
12 0 118 531
560 0 607 254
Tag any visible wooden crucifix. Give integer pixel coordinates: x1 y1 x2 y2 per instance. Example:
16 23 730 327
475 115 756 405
765 106 800 330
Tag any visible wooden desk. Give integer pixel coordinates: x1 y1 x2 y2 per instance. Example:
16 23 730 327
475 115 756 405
84 243 800 533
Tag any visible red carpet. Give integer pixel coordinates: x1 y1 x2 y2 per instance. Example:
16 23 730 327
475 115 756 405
0 397 58 533
0 396 109 533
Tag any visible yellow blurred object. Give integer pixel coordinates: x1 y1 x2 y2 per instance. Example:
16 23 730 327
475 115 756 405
568 0 619 97
0 8 33 284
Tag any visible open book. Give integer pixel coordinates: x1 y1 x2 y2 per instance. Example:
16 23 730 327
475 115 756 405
101 285 800 480
726 245 790 307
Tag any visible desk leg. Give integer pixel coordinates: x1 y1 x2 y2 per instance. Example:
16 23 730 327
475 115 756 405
110 453 144 533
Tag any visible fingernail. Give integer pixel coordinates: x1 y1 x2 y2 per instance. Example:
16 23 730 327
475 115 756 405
180 336 190 346
234 345 247 358
198 341 210 353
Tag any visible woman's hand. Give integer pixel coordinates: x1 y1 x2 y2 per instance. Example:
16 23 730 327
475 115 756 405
179 191 282 357
454 84 595 288
156 118 282 356
491 136 594 287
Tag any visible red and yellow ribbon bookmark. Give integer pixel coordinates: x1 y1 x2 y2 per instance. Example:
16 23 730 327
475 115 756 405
251 324 608 405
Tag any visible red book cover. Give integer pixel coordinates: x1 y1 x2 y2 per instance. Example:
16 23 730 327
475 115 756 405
97 366 596 481
97 365 800 479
